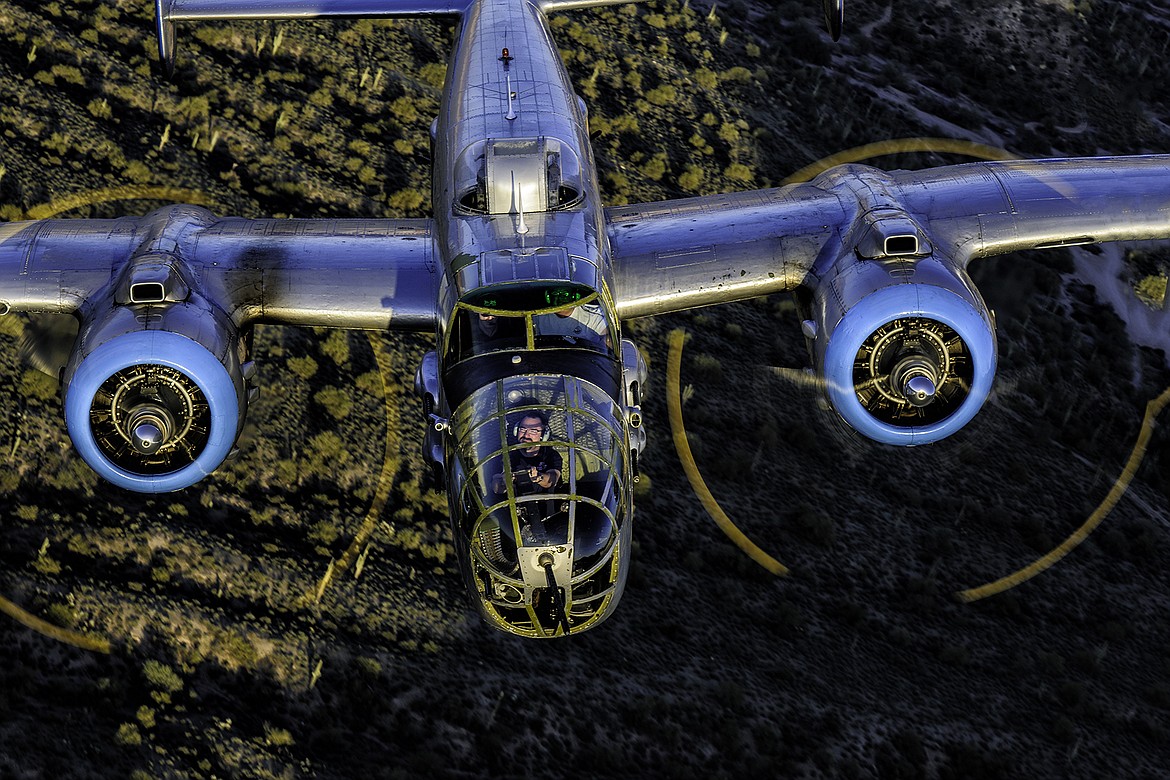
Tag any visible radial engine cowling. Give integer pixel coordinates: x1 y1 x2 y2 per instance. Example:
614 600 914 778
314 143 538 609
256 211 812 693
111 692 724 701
62 298 246 493
811 250 997 446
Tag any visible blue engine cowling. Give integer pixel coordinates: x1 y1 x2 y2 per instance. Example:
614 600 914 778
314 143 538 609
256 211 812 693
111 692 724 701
62 300 246 492
811 252 997 445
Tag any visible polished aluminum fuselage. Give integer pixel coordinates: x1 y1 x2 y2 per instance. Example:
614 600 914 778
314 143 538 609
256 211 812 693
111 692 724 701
430 0 610 330
418 0 635 637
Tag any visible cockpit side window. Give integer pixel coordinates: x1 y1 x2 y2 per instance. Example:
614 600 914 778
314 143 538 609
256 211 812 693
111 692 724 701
532 302 610 351
446 307 527 363
546 151 583 210
459 184 487 213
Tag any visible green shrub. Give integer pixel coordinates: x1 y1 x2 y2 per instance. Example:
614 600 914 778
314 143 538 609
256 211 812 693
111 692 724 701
115 723 142 746
678 164 704 191
288 355 318 379
645 85 677 106
725 163 753 182
142 660 183 693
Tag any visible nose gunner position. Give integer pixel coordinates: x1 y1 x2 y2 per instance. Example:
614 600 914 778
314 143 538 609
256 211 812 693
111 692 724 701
493 410 562 495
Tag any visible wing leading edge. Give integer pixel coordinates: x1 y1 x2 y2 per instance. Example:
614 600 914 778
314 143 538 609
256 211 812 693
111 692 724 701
605 184 847 319
0 206 440 331
607 155 1170 320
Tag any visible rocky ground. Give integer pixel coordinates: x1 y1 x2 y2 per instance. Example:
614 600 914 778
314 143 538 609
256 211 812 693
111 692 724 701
1 0 1170 777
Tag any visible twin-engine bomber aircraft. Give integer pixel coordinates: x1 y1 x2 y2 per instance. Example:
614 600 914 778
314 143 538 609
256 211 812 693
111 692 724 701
2 0 1170 637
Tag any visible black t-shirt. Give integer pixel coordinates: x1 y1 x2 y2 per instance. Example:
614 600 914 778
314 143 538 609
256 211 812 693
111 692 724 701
512 446 562 493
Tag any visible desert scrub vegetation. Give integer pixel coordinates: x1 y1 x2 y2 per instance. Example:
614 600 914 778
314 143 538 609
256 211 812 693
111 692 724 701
3 2 1170 778
552 0 773 203
0 2 439 220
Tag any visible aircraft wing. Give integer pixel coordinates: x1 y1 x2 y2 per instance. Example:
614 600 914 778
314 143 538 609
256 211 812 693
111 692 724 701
0 212 440 330
605 185 847 319
889 156 1170 265
607 156 1170 320
0 218 142 315
191 217 439 330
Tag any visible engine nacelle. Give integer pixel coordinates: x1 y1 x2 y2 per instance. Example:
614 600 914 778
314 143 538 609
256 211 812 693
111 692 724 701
810 251 997 445
62 297 246 492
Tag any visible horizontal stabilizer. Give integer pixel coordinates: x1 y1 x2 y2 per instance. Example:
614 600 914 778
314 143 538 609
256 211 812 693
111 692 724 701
537 0 650 12
155 0 654 74
155 0 472 75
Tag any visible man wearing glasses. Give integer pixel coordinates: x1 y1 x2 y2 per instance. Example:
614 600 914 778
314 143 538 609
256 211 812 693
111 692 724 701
493 411 562 496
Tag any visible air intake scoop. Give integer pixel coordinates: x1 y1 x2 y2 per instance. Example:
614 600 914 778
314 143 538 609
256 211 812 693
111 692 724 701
854 209 931 259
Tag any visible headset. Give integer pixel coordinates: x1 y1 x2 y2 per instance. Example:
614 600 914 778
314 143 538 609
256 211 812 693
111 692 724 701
511 409 551 442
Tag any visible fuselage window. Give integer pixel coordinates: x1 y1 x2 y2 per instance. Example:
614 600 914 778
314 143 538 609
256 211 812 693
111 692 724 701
557 186 582 208
459 186 486 213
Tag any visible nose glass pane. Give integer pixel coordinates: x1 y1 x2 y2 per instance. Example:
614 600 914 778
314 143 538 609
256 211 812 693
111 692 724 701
453 374 625 582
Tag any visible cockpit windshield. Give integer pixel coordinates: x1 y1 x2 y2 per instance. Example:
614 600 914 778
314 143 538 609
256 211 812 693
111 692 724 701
445 286 614 365
450 374 628 637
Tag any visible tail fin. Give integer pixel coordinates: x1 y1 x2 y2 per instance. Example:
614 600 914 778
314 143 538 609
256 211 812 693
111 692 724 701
155 0 473 76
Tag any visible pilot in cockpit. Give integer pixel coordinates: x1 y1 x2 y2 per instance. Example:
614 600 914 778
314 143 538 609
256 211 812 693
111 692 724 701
476 312 499 338
534 303 610 348
491 410 562 497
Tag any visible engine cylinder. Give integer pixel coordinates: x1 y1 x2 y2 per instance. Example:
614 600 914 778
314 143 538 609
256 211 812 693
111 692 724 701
813 254 996 445
63 301 244 492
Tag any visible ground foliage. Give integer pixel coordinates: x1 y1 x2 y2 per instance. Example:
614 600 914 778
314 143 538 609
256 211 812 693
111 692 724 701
2 0 1170 777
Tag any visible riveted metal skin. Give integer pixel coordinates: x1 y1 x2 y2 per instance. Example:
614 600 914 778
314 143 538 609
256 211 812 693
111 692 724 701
4 0 1170 635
